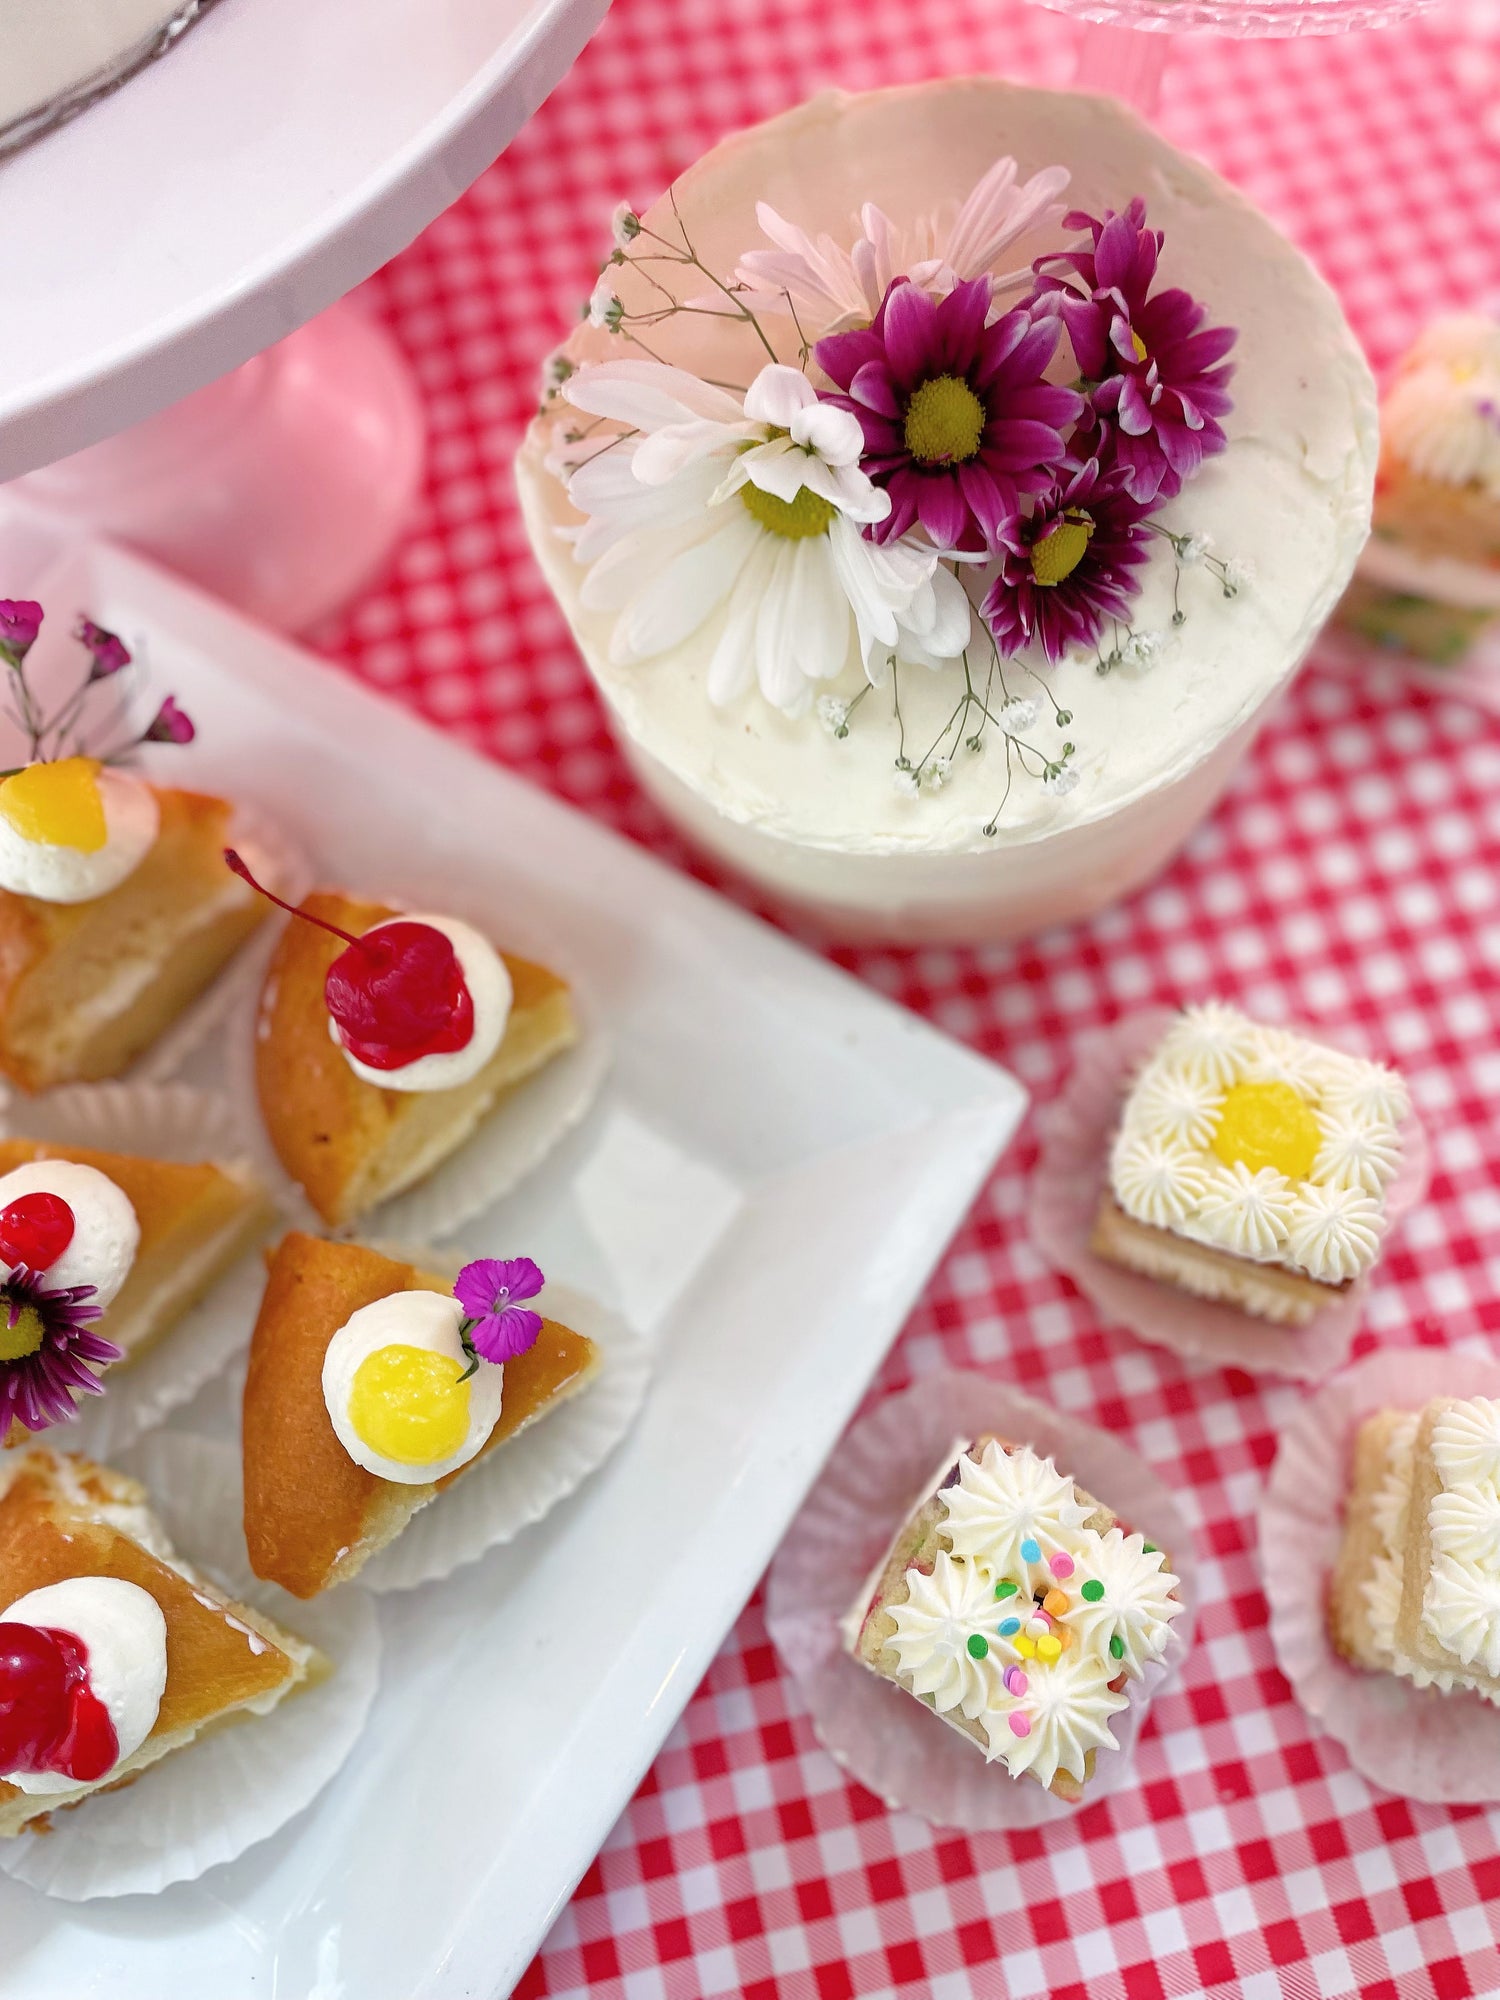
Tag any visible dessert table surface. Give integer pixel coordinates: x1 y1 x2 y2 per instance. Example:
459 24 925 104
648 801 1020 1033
318 1 1500 1994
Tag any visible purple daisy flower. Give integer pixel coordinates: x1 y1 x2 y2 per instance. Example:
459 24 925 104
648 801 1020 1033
814 277 1084 551
74 616 132 681
0 1267 119 1441
454 1256 546 1365
0 600 43 664
1031 200 1236 505
979 458 1153 664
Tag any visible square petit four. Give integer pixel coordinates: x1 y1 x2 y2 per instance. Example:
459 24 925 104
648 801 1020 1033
846 1437 1182 1801
1093 1004 1410 1326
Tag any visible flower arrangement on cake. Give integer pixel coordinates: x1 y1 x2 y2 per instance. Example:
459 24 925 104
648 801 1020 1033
518 82 1376 943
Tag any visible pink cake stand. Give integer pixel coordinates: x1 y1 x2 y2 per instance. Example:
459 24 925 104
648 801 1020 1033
0 0 607 631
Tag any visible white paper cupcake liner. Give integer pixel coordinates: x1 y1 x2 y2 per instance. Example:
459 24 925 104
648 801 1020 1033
224 912 611 1241
356 1281 650 1592
1260 1346 1500 1804
1029 1008 1432 1381
765 1371 1196 1830
0 1431 380 1899
129 801 313 1087
0 1082 280 1458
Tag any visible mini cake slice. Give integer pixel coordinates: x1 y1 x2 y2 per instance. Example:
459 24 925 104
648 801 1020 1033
242 1233 600 1597
1092 1003 1411 1327
1394 1397 1500 1696
0 1450 323 1836
249 886 578 1227
846 1436 1183 1802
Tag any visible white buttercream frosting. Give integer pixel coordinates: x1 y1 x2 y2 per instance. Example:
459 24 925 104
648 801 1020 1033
938 1438 1091 1582
1064 1529 1180 1682
0 767 157 905
1423 1557 1500 1681
1430 1398 1500 1490
0 1158 139 1309
980 1646 1129 1786
884 1550 1004 1719
331 913 513 1095
1110 1005 1407 1287
1429 1483 1500 1570
1360 1413 1466 1692
1383 315 1500 497
0 1576 167 1794
1414 1398 1500 1687
322 1289 505 1485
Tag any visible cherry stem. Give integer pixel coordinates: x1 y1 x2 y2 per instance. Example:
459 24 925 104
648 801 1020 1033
223 849 371 954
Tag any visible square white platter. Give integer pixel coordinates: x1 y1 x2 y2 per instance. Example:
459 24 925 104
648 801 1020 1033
0 533 1026 2000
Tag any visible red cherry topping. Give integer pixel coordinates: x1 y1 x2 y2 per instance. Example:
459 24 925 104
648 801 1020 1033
0 1191 76 1274
0 1621 118 1782
225 850 476 1072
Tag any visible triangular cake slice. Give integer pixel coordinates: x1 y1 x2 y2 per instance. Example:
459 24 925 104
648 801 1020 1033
0 1450 323 1837
0 789 267 1093
0 1137 273 1366
242 1232 600 1597
253 890 577 1227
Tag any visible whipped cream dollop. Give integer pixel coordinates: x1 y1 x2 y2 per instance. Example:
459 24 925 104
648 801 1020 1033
981 1646 1128 1787
1063 1529 1181 1683
939 1439 1092 1584
0 1159 139 1308
0 1576 167 1795
1110 1005 1407 1285
1430 1397 1500 1490
0 767 157 905
322 1288 505 1484
331 913 513 1094
885 1550 1003 1720
1362 1413 1468 1693
1423 1557 1500 1681
1383 315 1500 497
1414 1397 1500 1684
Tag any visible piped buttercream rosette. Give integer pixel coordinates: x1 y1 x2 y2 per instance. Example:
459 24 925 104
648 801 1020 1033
1029 1008 1430 1380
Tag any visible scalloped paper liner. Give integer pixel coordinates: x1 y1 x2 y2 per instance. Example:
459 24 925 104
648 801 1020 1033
356 1282 650 1592
0 1432 379 1899
765 1372 1196 1830
1028 1008 1432 1381
0 1081 281 1458
224 910 611 1242
1260 1347 1500 1804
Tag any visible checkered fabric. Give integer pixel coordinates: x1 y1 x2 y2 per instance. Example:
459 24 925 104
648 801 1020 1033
321 2 1500 1993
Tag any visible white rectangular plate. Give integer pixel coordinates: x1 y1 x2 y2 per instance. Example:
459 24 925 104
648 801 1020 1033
0 535 1026 2000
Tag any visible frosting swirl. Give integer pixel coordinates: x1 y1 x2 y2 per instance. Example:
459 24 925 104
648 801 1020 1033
1320 1063 1409 1130
980 1646 1128 1786
1429 1483 1500 1570
1431 1398 1500 1490
939 1441 1092 1583
1191 1161 1294 1262
1311 1110 1403 1195
1063 1529 1180 1682
1122 1067 1223 1150
1110 1133 1212 1231
884 1550 1003 1720
1159 1003 1260 1089
1285 1182 1383 1284
1383 315 1500 497
1423 1555 1500 1680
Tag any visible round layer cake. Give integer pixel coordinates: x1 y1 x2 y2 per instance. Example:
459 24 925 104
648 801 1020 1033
518 80 1377 943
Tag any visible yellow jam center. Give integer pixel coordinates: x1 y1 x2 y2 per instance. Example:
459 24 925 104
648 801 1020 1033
349 1344 471 1466
0 1305 46 1363
740 482 838 540
1030 515 1094 588
0 757 108 853
903 375 986 466
1210 1080 1322 1182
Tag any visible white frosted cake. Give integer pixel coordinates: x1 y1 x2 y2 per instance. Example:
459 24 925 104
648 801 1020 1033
518 80 1377 943
0 0 223 155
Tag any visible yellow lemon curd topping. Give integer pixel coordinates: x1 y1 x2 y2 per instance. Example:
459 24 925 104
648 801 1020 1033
349 1343 471 1466
1210 1079 1322 1182
0 758 108 853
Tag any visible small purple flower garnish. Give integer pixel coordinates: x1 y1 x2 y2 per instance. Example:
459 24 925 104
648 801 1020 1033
74 617 132 681
0 601 44 664
980 457 1153 664
143 695 195 745
454 1256 545 1369
0 1267 121 1442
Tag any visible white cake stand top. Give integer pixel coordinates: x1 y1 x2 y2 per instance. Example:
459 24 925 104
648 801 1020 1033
0 0 605 479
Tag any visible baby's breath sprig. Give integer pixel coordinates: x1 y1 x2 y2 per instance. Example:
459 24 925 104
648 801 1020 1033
1148 525 1253 623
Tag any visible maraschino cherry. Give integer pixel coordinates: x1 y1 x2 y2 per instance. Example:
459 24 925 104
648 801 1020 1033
0 1191 76 1274
224 852 474 1071
0 1621 118 1782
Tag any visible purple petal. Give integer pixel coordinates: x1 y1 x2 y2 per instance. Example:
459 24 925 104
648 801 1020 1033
879 283 940 389
0 600 43 657
847 361 901 419
468 1306 544 1364
454 1254 546 1319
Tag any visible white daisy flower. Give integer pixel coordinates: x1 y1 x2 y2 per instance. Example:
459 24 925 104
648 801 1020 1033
562 359 968 715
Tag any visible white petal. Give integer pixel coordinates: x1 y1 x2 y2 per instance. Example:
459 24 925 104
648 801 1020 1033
706 537 778 705
744 364 817 428
607 513 757 663
827 517 899 664
565 360 747 432
788 400 864 466
632 418 749 485
739 439 815 506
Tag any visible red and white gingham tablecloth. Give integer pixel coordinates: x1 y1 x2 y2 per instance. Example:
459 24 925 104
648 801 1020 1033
322 3 1500 1991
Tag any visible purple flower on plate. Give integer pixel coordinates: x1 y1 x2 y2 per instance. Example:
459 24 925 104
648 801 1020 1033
454 1256 546 1365
0 601 43 664
143 695 195 745
980 457 1153 664
0 1267 120 1440
1031 199 1236 505
814 277 1083 551
74 616 132 680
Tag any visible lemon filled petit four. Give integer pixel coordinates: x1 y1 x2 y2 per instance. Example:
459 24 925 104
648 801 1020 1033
229 855 578 1228
0 1140 271 1445
846 1436 1183 1801
1092 1004 1411 1327
242 1233 599 1596
0 603 272 1092
0 1450 323 1836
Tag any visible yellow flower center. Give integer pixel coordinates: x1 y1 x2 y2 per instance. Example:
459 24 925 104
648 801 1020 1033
740 482 838 540
1029 513 1094 588
0 757 108 853
903 375 986 466
348 1344 472 1466
1210 1080 1322 1182
1130 329 1148 364
0 1305 46 1363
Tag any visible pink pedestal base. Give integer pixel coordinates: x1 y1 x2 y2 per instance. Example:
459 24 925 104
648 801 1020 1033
8 305 425 634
